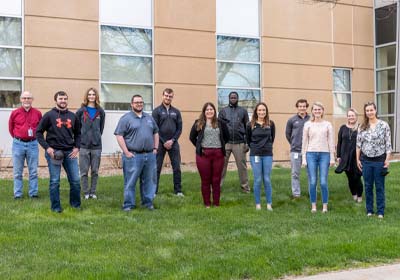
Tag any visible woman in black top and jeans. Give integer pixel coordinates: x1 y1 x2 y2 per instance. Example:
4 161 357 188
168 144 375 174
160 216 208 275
246 102 275 211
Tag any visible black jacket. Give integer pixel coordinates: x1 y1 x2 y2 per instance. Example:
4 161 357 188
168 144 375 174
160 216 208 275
152 104 182 144
189 119 230 156
36 107 81 151
218 105 249 144
76 106 105 150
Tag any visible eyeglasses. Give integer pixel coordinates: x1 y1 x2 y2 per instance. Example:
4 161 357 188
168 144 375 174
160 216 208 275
21 97 32 100
133 101 144 104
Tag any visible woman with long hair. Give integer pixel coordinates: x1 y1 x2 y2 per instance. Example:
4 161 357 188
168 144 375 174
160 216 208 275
302 102 335 213
246 102 275 211
76 87 106 199
189 102 229 207
335 108 363 202
356 102 391 218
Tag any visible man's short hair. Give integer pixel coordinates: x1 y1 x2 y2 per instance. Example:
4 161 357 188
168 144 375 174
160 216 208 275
131 94 143 103
295 99 309 108
54 91 68 101
229 91 238 98
163 88 174 95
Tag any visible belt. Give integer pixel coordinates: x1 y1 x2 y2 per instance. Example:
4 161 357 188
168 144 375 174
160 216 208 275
130 150 152 154
15 137 36 142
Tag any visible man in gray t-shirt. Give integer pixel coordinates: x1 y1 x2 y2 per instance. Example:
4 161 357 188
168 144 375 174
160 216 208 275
285 99 310 199
115 94 159 211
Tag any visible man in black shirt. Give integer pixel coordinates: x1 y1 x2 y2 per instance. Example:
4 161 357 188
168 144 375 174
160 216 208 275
36 91 81 213
152 88 183 196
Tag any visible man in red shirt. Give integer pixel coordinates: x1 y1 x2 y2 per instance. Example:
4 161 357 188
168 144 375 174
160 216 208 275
8 91 42 199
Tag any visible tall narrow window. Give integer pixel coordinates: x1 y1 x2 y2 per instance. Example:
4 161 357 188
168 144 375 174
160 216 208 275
216 0 261 112
0 2 23 108
217 36 260 112
374 2 397 142
100 0 153 111
333 69 351 115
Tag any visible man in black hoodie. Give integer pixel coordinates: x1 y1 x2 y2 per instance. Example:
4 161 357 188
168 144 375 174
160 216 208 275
36 91 81 213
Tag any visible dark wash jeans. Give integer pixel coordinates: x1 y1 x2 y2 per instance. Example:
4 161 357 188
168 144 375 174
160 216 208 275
362 160 385 215
45 151 81 211
156 142 182 194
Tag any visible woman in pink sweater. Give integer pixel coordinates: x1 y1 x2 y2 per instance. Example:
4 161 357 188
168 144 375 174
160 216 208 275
302 102 335 213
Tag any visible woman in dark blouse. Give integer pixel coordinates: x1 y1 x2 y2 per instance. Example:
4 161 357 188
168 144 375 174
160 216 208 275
336 108 363 203
246 102 275 211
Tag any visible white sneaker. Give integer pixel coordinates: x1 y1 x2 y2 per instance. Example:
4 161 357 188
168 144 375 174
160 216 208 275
176 192 184 197
90 194 97 199
84 194 89 200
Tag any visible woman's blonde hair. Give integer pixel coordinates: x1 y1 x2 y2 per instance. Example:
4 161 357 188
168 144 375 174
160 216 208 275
311 101 324 121
347 108 359 131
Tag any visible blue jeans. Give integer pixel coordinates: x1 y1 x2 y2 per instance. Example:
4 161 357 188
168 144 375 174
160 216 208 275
306 152 330 204
362 160 385 215
12 139 39 197
250 156 273 205
45 151 81 211
122 152 156 209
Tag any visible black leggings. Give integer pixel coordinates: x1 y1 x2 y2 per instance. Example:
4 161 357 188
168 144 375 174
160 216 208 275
345 170 363 197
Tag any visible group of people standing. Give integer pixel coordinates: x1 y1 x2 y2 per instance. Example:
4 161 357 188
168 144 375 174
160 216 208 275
286 100 391 217
8 89 392 218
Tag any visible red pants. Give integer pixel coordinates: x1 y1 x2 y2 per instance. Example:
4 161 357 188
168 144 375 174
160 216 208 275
196 148 224 206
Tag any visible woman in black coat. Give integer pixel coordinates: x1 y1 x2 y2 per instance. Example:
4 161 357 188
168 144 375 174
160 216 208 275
336 108 363 202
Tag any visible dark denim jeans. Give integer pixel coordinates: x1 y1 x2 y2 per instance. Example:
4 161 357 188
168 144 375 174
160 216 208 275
156 142 182 194
362 160 385 215
12 139 39 197
122 152 157 209
45 151 81 212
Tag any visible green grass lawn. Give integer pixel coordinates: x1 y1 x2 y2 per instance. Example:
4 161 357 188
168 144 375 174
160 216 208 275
1 163 400 280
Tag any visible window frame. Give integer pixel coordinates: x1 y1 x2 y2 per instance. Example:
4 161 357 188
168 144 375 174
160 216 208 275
332 68 352 115
0 3 24 110
99 23 154 112
216 34 262 113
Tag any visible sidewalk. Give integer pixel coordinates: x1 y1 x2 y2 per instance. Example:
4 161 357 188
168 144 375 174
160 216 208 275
285 263 400 280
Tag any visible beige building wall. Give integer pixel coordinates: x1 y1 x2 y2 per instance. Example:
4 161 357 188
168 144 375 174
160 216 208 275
262 0 374 161
24 0 99 164
154 0 216 163
15 0 374 165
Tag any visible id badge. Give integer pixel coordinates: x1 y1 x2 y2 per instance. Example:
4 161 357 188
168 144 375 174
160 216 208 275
255 156 260 163
293 152 299 160
28 128 33 137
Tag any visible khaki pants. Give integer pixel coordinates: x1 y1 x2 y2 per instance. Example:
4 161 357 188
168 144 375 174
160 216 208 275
221 143 249 191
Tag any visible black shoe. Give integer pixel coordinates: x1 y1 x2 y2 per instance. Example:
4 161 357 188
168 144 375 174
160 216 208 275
52 208 63 213
30 195 39 199
14 196 22 200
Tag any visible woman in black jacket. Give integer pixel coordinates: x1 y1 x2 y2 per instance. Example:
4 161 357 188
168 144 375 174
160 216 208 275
189 102 229 207
335 108 363 202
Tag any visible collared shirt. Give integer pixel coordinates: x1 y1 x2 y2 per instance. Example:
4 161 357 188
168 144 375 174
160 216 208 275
114 111 159 152
285 113 310 152
9 106 42 140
